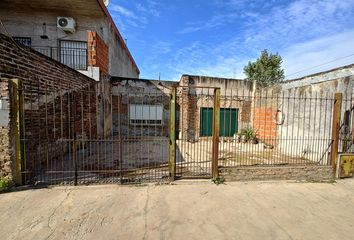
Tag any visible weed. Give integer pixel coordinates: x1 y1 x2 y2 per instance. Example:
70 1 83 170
0 176 12 192
212 176 226 185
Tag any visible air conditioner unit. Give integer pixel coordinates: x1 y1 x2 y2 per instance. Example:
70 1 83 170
57 17 76 33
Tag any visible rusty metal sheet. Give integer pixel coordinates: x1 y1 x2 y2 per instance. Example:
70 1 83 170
338 154 354 178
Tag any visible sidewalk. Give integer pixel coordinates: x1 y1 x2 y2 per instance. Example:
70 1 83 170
1 179 354 240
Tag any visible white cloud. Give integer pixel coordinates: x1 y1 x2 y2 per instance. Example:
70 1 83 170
109 1 161 32
282 30 354 79
170 0 354 80
135 1 160 17
110 4 137 19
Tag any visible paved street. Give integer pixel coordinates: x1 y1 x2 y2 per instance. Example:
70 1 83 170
1 179 354 240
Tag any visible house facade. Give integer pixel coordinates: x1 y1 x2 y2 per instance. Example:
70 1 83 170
0 0 139 80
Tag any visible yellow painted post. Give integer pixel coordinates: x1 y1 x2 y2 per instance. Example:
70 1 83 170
330 93 342 173
10 79 23 185
169 87 176 181
212 88 220 179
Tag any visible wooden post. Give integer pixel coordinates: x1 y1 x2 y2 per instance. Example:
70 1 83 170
212 88 220 179
10 79 23 185
169 87 176 181
330 93 342 172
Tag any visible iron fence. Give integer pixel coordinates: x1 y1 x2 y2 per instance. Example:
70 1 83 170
32 46 88 70
339 94 354 153
217 89 336 168
18 81 170 185
175 87 216 178
15 77 352 185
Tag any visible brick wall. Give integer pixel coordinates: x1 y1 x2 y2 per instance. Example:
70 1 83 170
0 33 99 183
88 31 109 76
253 107 277 145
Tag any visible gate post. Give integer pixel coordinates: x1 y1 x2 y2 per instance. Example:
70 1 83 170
212 88 220 179
10 79 23 185
330 92 342 172
169 87 176 181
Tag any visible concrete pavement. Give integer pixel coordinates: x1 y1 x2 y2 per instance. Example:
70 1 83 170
0 179 354 240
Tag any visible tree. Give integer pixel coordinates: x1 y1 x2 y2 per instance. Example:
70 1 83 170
243 49 285 87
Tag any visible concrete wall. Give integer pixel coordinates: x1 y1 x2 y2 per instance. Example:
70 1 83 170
0 0 139 78
276 75 354 163
219 166 333 182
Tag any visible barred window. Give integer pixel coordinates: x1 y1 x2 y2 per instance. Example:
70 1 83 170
129 104 163 125
13 37 31 47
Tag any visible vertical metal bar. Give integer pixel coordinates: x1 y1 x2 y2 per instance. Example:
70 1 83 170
212 88 220 179
72 92 78 186
169 87 176 181
118 94 123 183
44 82 49 183
10 79 23 185
20 82 26 183
81 88 85 183
60 86 64 183
330 93 342 171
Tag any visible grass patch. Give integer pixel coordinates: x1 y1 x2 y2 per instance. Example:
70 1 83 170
0 176 12 192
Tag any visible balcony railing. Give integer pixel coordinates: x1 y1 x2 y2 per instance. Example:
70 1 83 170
32 46 88 70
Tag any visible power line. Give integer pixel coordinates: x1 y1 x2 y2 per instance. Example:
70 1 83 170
285 53 354 78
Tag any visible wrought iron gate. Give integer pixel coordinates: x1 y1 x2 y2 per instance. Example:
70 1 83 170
17 80 172 185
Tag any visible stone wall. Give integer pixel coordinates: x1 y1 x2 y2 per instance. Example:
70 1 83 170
219 166 334 182
0 33 98 183
0 80 11 179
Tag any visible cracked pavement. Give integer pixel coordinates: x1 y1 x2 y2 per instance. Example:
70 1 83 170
1 179 354 240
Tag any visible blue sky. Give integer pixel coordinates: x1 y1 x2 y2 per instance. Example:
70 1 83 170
108 0 354 80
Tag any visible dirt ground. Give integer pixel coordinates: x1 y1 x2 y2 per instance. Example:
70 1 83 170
1 179 354 240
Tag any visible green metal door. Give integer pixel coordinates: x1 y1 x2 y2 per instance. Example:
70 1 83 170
200 108 238 137
200 108 213 136
220 108 238 137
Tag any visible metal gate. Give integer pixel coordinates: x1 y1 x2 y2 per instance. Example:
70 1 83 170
173 86 220 179
17 80 172 185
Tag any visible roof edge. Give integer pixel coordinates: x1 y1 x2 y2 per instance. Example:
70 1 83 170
181 74 244 81
286 63 354 83
96 0 140 75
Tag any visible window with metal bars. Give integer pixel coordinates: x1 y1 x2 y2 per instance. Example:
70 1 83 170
13 37 31 47
129 104 163 125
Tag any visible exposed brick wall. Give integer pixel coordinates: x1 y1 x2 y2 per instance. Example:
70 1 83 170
88 31 109 75
253 107 277 145
241 100 252 123
0 33 98 183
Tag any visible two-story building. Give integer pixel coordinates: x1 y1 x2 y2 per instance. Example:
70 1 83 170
0 0 140 80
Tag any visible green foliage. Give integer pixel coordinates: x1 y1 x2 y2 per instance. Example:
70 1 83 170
239 127 258 141
243 49 285 87
212 176 225 185
0 176 11 192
